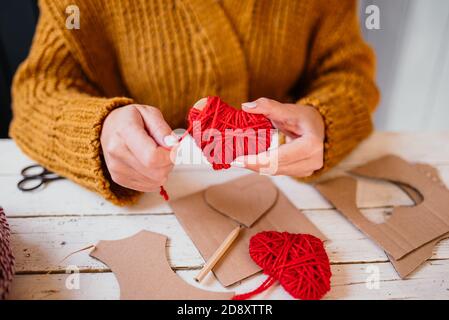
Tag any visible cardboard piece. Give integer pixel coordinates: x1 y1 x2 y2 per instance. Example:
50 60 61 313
316 156 449 260
350 155 449 259
388 163 449 278
170 174 326 287
316 155 449 278
204 174 278 227
90 230 234 300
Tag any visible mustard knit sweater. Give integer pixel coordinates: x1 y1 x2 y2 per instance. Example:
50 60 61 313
10 0 379 206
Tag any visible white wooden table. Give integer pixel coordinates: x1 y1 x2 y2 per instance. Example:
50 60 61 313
1 132 449 300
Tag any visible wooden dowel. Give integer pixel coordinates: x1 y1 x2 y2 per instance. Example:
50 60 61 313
195 225 241 282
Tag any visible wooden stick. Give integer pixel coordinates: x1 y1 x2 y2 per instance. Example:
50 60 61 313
195 225 241 282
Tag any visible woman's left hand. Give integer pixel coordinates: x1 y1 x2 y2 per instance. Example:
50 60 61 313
233 97 325 177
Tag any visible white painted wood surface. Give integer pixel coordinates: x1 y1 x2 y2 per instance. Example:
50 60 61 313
1 132 449 300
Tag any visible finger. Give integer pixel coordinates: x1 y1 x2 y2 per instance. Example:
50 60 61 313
106 158 164 192
233 151 275 174
121 125 173 169
275 157 323 177
241 97 288 122
233 138 311 169
112 143 174 182
273 135 323 164
233 136 323 174
135 105 177 148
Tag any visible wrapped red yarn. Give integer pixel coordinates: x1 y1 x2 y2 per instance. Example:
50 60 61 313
186 96 274 170
233 231 331 300
159 96 273 200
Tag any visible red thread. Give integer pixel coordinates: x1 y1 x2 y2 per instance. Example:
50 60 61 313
233 231 331 300
186 96 273 170
159 186 169 201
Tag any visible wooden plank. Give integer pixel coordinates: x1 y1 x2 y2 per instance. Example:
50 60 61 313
10 212 449 273
2 165 449 216
8 260 449 300
10 215 204 272
2 133 449 217
337 132 449 166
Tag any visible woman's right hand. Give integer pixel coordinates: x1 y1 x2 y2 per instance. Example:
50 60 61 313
101 104 177 192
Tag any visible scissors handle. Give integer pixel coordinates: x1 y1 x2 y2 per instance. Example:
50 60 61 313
18 164 65 192
17 176 45 192
21 164 47 178
17 175 65 192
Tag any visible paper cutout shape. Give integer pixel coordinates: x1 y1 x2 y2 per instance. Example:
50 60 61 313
204 174 278 227
388 164 449 278
90 230 234 300
350 155 449 259
170 174 326 287
316 155 449 278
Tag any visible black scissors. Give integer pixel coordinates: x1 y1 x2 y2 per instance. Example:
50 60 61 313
17 164 65 192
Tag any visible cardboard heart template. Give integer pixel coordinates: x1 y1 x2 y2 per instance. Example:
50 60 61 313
204 174 278 227
171 174 326 287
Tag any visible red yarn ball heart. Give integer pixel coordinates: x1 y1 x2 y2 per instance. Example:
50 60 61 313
160 96 273 201
234 231 331 300
186 96 273 170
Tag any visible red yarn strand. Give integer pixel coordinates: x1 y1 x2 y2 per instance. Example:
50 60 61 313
159 186 169 201
232 276 277 300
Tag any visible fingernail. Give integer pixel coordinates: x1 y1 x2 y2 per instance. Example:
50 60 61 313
242 101 257 109
164 135 179 147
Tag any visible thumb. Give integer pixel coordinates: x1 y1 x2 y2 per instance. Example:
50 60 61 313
135 105 177 148
241 98 286 122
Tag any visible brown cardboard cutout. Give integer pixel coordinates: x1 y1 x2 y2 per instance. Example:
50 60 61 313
204 173 278 227
316 155 449 278
349 155 449 259
90 230 234 300
170 174 326 287
388 163 449 278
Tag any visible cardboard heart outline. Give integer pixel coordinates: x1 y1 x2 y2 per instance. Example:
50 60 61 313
204 174 278 227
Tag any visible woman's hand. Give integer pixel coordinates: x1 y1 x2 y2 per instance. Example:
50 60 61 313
101 104 178 192
234 98 325 177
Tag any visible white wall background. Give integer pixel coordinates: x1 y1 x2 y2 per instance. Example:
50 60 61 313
360 0 449 131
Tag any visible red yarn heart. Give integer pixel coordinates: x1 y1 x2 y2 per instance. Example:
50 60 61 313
160 96 273 200
186 96 273 170
234 231 331 300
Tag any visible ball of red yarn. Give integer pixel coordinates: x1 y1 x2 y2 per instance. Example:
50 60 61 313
186 96 273 170
233 231 331 300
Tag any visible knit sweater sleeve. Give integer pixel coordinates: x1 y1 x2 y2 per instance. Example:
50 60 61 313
9 6 139 205
296 0 380 178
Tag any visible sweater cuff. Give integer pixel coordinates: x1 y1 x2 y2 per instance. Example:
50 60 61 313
10 96 141 206
297 95 374 180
